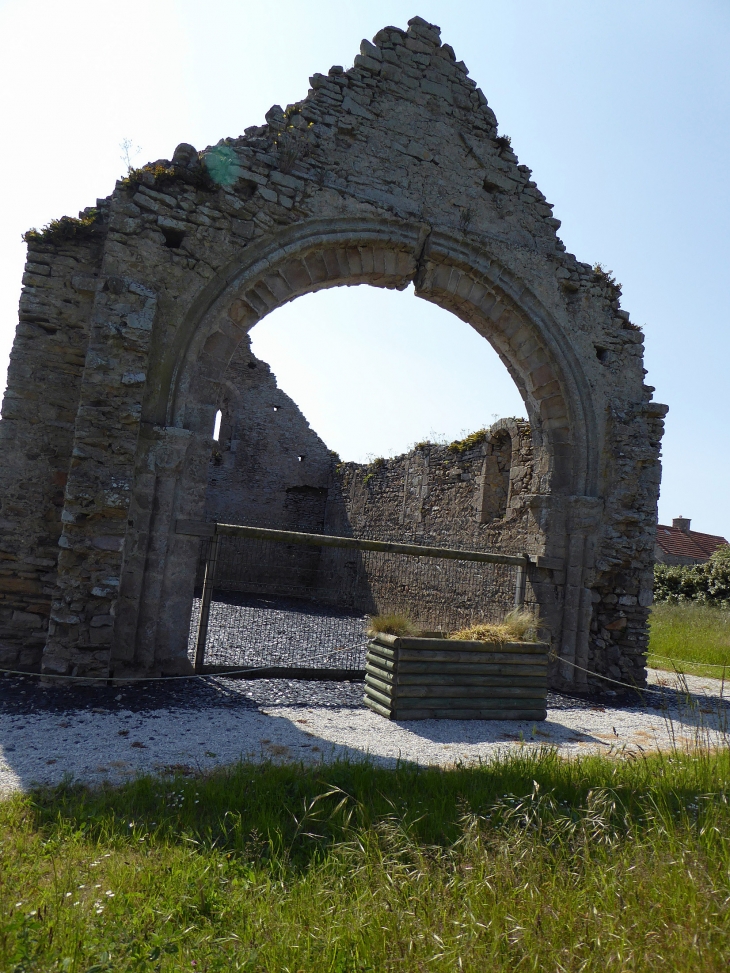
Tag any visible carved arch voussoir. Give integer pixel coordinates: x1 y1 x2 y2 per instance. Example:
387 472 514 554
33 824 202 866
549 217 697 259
159 217 598 497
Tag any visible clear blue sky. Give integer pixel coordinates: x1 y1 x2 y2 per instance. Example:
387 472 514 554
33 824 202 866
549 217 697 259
1 0 728 536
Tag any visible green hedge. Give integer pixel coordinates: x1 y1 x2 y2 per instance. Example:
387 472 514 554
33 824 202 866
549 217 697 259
654 545 730 608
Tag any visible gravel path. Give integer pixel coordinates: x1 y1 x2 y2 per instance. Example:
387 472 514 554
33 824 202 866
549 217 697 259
197 593 369 671
0 669 727 795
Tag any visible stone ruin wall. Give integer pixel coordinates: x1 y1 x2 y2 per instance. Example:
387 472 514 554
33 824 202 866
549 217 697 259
0 16 668 691
325 420 539 551
322 420 545 628
204 337 333 532
0 206 109 670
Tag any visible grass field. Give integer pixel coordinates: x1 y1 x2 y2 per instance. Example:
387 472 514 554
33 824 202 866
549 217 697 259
648 602 730 678
2 750 729 972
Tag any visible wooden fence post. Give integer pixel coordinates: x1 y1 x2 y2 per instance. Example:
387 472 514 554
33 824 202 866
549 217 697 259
514 557 528 610
194 531 220 672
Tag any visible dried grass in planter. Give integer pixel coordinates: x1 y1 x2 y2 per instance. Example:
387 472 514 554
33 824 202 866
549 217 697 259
449 609 541 644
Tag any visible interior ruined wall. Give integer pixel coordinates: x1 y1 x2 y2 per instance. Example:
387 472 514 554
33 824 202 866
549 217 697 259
201 396 551 631
321 419 547 627
204 337 333 531
198 340 335 601
0 207 108 670
325 419 539 551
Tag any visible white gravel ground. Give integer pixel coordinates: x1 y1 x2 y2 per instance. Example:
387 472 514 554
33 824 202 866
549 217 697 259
1 669 727 795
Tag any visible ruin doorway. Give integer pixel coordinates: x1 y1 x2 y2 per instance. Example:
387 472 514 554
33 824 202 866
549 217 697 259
186 282 539 676
105 216 609 686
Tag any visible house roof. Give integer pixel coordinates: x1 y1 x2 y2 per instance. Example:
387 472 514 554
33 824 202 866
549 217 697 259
656 525 728 560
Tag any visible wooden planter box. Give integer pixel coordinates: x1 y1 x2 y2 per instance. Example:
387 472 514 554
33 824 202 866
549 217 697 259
364 633 549 721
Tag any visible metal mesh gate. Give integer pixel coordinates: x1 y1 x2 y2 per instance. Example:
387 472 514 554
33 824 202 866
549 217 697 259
181 523 535 678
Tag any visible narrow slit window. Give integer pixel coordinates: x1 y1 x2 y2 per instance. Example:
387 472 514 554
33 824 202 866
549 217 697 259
213 409 222 441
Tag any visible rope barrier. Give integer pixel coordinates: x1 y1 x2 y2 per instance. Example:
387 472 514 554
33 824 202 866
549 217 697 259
0 655 726 690
0 664 295 684
0 642 370 685
550 653 727 696
648 654 729 670
0 659 663 696
548 654 651 693
0 640 365 684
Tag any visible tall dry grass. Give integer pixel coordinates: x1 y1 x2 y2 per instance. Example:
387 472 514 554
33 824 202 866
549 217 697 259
2 748 729 971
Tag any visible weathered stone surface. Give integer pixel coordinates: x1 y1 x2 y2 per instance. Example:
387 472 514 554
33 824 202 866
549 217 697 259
0 17 666 690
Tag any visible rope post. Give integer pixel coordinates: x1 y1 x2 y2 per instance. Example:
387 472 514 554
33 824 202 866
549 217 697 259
194 530 220 672
514 556 528 610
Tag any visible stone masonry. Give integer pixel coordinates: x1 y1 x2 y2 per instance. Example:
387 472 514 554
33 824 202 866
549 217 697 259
204 336 333 532
0 17 668 690
325 420 538 551
204 402 541 624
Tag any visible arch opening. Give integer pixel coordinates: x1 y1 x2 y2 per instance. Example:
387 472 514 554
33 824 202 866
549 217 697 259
200 282 537 548
188 280 549 677
121 220 601 683
245 283 525 463
212 409 222 442
151 221 594 501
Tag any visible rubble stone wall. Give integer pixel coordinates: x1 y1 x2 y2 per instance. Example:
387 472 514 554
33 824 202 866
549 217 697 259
0 213 107 669
0 16 667 690
321 419 545 630
325 420 537 551
205 336 333 531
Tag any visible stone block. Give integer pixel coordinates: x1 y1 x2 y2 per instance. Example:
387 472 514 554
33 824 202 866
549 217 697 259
11 610 44 628
231 220 255 239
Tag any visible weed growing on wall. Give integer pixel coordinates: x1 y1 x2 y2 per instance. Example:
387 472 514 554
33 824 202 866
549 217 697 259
592 262 622 296
121 161 214 193
23 209 101 245
448 428 488 453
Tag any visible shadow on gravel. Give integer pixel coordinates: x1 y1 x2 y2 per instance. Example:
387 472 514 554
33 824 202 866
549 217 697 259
0 673 366 718
2 670 728 797
2 669 727 724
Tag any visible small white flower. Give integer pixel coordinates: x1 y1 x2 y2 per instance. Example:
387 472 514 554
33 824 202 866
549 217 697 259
105 891 114 897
